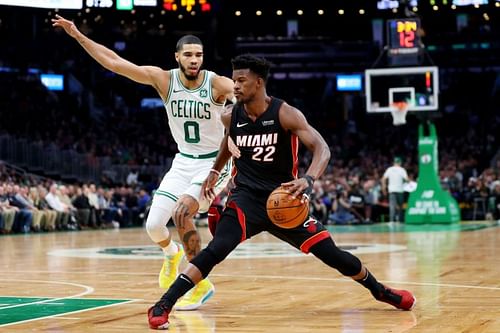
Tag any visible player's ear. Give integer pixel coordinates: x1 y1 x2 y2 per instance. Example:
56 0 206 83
256 77 265 88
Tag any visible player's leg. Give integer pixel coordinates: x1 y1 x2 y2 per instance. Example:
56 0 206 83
146 157 193 289
308 238 415 310
146 196 185 289
175 160 231 252
268 217 415 311
170 192 212 311
174 159 231 259
172 194 201 260
172 161 232 310
148 207 244 329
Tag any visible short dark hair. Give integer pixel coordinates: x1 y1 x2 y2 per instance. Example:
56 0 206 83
176 35 203 51
231 54 271 82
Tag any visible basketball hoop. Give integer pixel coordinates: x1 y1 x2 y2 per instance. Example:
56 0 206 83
390 101 409 126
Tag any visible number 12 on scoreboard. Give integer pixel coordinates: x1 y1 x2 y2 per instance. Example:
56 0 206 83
397 20 417 48
387 18 421 54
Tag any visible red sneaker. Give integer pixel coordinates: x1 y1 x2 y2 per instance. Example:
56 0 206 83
378 285 416 311
148 304 171 329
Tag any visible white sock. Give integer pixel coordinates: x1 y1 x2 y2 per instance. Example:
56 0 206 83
162 241 178 256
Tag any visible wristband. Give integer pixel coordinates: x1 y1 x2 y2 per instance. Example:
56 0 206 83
303 175 315 195
210 169 221 176
304 175 315 187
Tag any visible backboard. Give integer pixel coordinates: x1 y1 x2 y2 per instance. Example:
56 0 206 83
365 66 439 113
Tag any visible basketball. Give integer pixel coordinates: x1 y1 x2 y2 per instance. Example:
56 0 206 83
266 186 310 229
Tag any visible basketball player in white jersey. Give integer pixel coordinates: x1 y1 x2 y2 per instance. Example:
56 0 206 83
52 15 233 310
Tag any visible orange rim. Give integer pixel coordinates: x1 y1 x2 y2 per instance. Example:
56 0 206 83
392 101 408 111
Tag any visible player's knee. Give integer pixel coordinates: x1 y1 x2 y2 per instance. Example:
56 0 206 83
192 231 241 277
172 195 199 226
190 248 220 278
207 235 239 261
310 238 362 276
145 206 172 243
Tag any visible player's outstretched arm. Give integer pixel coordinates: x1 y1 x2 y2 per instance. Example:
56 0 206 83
52 14 164 87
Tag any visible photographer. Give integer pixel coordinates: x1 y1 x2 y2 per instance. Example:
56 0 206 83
310 193 329 224
328 187 358 225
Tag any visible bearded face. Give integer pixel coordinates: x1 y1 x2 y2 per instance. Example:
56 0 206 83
179 62 200 81
175 43 203 81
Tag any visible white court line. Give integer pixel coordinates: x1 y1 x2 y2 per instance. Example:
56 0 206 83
0 299 136 328
0 279 94 310
2 271 500 291
0 278 140 328
53 317 80 320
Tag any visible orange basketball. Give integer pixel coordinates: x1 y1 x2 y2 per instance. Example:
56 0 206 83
266 186 310 229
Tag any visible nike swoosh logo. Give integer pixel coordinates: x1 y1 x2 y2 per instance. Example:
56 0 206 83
236 122 248 128
179 275 192 283
173 89 184 93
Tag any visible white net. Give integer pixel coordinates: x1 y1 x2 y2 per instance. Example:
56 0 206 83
390 102 409 126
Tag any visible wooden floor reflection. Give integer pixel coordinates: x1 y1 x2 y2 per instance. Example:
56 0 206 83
0 221 499 332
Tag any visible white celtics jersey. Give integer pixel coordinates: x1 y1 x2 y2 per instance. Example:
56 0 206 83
164 69 226 156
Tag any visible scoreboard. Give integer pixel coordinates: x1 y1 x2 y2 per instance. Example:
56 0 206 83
386 18 423 66
387 18 421 55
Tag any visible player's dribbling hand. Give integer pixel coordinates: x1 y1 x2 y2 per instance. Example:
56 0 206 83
51 14 80 38
281 178 310 203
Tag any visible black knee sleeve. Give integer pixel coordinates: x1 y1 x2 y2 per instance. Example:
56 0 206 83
190 248 220 278
310 238 362 276
191 212 242 278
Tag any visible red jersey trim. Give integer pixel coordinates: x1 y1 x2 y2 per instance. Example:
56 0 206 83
226 201 247 242
300 230 330 253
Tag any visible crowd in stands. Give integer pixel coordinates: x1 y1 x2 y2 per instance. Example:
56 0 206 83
0 162 152 234
2 138 500 236
305 162 500 225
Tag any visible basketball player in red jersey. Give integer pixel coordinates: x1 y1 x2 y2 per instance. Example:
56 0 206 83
148 54 415 329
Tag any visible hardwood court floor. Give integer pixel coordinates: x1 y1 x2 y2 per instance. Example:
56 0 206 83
1 221 499 332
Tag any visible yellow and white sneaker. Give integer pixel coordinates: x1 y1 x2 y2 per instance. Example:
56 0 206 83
175 278 215 311
158 246 185 289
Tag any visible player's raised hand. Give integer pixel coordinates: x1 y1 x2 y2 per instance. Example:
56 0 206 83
52 14 80 38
